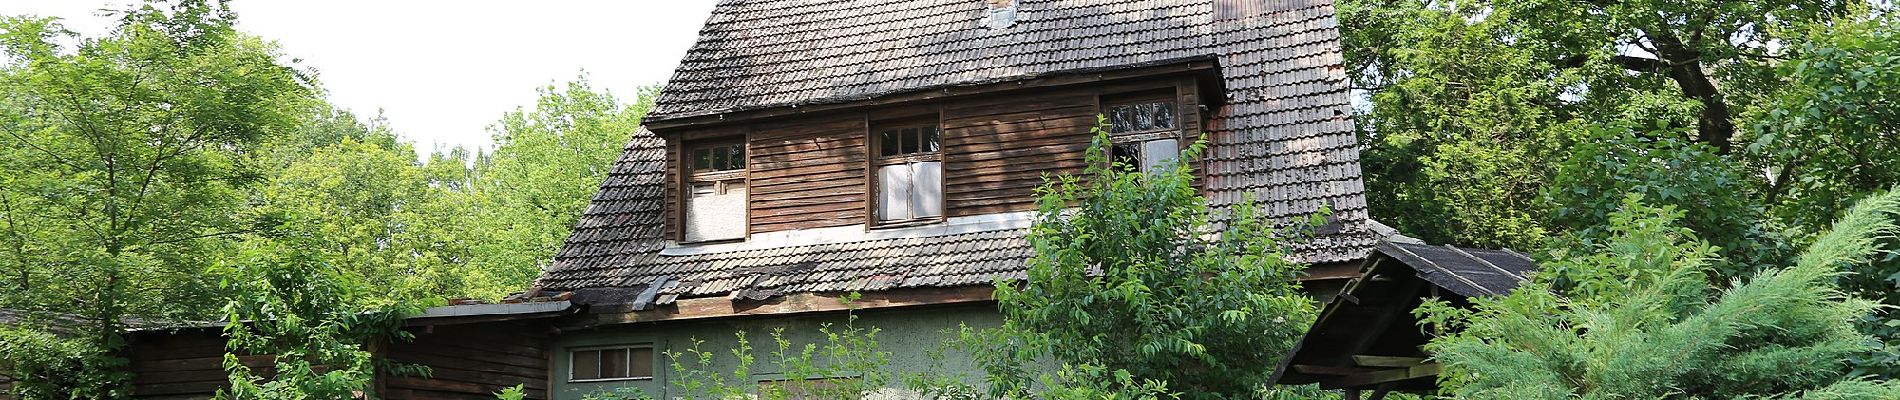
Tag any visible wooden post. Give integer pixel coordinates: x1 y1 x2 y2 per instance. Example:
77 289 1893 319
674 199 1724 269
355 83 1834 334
1344 389 1361 400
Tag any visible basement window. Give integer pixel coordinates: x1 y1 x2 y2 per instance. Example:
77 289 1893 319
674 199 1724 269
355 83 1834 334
570 345 654 382
1105 93 1183 174
685 140 747 242
872 118 944 226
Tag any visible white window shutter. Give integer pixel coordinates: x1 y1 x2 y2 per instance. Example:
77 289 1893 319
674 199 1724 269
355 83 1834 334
685 181 746 241
1140 138 1180 174
910 161 943 218
878 164 913 221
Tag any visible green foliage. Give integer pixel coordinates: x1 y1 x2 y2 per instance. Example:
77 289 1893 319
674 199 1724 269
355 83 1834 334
0 326 128 399
1343 0 1900 375
662 295 897 400
0 1 316 395
212 234 422 399
980 117 1316 399
1419 192 1900 399
453 79 657 299
494 384 527 400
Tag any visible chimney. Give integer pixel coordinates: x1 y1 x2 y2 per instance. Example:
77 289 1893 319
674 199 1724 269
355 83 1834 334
983 0 1018 29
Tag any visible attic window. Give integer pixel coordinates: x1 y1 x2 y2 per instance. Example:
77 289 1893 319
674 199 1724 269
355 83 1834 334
685 140 747 242
983 0 1018 29
1104 92 1183 174
871 118 944 226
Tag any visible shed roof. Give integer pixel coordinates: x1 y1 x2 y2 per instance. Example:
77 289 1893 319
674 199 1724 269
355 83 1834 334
537 0 1376 305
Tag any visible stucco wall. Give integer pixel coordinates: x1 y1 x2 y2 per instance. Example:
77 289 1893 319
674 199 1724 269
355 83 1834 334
552 303 1001 399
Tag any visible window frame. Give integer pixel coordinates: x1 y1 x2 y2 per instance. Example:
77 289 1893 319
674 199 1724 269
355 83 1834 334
681 137 750 243
567 344 656 383
866 115 947 228
1102 90 1182 138
1100 90 1185 173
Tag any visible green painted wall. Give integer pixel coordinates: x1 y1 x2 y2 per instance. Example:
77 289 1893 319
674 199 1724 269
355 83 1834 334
551 303 1001 399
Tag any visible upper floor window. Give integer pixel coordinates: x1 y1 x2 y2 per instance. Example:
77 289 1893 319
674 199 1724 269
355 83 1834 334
570 345 654 382
872 119 943 225
1104 94 1183 174
685 140 747 242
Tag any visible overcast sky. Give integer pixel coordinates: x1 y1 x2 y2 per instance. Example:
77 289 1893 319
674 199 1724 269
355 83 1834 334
1 1 718 155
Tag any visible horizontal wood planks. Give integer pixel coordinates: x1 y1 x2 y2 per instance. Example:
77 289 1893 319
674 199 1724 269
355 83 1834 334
655 75 1206 236
383 322 552 400
747 115 868 233
121 321 552 400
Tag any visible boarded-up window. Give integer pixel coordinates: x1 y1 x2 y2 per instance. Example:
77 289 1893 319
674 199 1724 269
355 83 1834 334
872 120 943 225
686 141 746 242
570 345 654 381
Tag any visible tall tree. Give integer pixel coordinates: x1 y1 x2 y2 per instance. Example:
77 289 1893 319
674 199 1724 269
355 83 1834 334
453 79 656 298
0 2 314 394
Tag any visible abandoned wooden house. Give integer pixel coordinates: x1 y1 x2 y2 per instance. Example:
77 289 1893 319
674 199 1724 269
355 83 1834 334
529 0 1394 398
87 0 1546 399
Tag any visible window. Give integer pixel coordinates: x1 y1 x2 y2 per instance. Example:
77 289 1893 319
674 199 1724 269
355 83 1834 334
685 141 747 242
1104 96 1183 174
871 119 944 225
570 345 654 381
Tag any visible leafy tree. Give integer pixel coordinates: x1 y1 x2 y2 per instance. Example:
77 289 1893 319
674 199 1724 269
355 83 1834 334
212 235 417 399
1341 0 1900 375
459 79 657 296
1417 192 1900 399
980 119 1317 399
1342 0 1895 261
0 1 315 395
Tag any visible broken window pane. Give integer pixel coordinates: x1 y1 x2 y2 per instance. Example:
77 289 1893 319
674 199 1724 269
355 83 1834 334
1110 105 1133 133
729 145 745 170
922 126 939 152
1111 142 1141 171
1152 101 1176 130
1109 100 1178 134
900 127 919 154
878 130 898 157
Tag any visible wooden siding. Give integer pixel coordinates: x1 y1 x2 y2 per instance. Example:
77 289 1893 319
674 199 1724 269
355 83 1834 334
657 75 1207 237
383 322 552 399
121 322 551 400
748 115 868 233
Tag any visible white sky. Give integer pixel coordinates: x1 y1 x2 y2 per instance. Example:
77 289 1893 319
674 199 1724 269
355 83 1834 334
0 1 718 155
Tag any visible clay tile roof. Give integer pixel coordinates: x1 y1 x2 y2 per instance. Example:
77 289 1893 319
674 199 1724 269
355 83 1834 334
536 0 1378 302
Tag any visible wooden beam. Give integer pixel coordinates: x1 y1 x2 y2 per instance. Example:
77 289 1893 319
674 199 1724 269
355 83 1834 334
1291 364 1380 376
1351 355 1428 368
1320 364 1442 390
571 286 996 328
1300 262 1365 281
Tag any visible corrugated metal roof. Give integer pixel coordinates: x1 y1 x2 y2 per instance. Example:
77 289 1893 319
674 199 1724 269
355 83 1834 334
1374 241 1536 297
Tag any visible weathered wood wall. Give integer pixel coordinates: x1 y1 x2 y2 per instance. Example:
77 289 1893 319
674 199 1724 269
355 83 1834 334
126 329 264 399
382 322 552 399
121 321 551 400
747 115 869 233
657 75 1207 238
